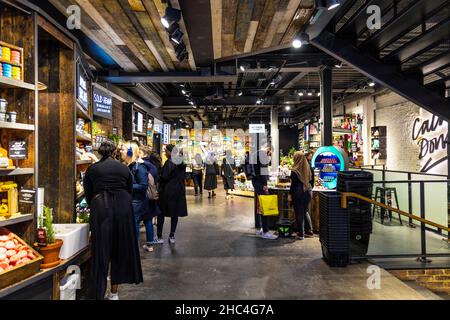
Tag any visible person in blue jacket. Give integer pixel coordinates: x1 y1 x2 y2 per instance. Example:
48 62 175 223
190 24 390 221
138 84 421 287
121 141 159 252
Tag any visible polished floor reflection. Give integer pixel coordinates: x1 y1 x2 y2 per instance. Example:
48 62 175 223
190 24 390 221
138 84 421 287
120 187 441 300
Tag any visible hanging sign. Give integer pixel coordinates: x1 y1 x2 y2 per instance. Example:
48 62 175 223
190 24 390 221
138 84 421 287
77 64 89 110
9 140 27 159
312 146 349 190
93 87 113 119
163 124 171 145
19 188 35 204
249 124 265 134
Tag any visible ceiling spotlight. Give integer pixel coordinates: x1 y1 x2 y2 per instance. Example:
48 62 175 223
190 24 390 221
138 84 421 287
256 98 263 105
307 91 313 96
161 7 181 29
285 106 291 111
298 91 304 96
335 61 343 68
170 29 184 44
292 39 302 49
327 0 341 10
368 81 375 87
188 100 194 105
181 89 187 95
317 92 321 96
179 118 183 122
213 107 218 111
237 91 243 96
270 80 276 86
185 125 189 128
240 65 246 72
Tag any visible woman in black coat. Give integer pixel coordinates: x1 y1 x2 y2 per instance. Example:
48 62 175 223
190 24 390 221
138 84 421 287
83 141 143 300
221 157 235 199
204 152 219 198
156 144 188 244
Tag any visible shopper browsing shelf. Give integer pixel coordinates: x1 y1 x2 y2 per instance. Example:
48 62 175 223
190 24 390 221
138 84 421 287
83 141 143 300
204 152 219 199
221 157 235 200
289 151 314 240
157 144 188 244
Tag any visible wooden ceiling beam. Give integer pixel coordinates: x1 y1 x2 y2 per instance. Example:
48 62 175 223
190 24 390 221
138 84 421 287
271 0 302 46
210 0 222 60
263 0 287 47
234 0 256 54
221 0 239 57
244 0 266 53
49 0 139 71
252 0 281 51
280 0 314 45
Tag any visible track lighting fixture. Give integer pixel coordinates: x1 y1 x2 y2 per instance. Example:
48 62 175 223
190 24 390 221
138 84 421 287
161 7 181 29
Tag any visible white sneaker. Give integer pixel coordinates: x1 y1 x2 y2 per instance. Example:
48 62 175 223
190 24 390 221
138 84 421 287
168 236 176 244
262 232 278 240
143 244 154 252
226 195 230 200
153 238 164 244
107 292 119 300
255 229 263 236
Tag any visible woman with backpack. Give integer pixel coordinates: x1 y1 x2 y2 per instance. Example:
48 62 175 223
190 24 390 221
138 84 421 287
121 142 158 252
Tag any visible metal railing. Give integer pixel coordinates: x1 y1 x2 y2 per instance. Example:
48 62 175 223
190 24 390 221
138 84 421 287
341 179 450 262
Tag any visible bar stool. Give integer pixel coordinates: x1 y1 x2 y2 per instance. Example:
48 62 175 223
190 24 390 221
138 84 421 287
372 186 403 225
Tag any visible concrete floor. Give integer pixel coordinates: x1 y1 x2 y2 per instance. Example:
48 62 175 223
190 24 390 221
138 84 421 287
119 187 439 300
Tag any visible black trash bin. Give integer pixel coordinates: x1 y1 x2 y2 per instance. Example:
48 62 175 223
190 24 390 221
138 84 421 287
319 191 350 267
337 171 373 257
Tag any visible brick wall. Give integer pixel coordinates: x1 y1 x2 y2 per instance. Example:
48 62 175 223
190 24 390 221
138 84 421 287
390 269 450 294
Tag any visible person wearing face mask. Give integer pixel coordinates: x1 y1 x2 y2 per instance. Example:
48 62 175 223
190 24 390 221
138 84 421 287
155 144 188 244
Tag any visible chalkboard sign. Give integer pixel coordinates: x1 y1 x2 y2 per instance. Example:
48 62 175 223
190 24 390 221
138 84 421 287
93 87 113 119
77 64 89 110
9 140 27 159
19 188 35 204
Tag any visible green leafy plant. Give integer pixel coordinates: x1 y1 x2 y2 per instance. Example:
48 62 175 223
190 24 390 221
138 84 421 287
43 206 56 244
92 121 105 137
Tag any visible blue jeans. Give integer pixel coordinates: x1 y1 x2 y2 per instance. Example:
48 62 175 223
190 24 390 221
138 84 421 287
135 215 154 244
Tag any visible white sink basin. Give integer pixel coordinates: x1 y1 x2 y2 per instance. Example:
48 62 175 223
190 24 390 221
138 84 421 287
54 224 89 260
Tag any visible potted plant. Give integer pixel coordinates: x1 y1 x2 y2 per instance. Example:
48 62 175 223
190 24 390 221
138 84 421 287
33 206 63 269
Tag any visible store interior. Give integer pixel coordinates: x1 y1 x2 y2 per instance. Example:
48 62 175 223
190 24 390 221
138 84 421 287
0 0 449 300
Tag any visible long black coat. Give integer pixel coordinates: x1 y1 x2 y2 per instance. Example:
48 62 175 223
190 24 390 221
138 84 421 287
84 156 143 300
204 163 219 190
159 159 188 218
221 162 235 190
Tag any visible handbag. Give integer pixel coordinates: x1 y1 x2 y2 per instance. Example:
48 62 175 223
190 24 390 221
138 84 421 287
258 195 279 216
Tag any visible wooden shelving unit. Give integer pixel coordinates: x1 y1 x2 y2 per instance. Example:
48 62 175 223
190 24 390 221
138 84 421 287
0 122 34 131
76 132 92 143
0 168 34 176
0 214 33 228
123 102 151 146
0 77 35 90
76 160 92 166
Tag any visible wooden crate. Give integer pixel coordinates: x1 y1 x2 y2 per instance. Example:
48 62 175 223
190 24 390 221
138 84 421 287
0 231 43 290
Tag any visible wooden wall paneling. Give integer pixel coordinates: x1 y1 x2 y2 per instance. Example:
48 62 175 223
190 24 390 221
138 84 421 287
262 0 287 47
252 0 281 51
88 0 154 71
37 16 74 50
141 0 182 69
210 0 222 59
243 0 266 53
49 0 139 71
118 0 174 71
234 0 255 54
127 0 146 12
271 0 301 46
280 0 314 45
221 0 238 57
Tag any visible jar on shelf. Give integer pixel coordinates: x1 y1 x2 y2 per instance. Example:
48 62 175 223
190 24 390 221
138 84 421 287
0 99 7 113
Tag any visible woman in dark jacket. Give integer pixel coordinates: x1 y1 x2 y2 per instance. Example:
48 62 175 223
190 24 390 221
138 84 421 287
84 141 143 300
156 144 188 244
221 157 235 199
204 152 219 198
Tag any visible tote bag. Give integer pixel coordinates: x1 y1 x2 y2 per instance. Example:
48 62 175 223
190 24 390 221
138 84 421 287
258 195 279 216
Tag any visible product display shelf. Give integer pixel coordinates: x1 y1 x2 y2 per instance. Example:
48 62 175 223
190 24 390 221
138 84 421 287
76 160 92 166
0 122 34 131
0 58 21 68
133 131 147 137
0 77 35 90
76 102 91 121
333 128 352 134
0 213 33 227
76 132 92 143
0 168 34 176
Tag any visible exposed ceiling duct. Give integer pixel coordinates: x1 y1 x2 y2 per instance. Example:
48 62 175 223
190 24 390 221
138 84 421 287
122 83 163 108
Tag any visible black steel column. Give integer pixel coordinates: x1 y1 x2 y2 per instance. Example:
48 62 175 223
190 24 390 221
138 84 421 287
320 66 332 146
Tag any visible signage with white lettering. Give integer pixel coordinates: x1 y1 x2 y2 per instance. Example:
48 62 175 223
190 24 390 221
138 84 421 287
163 124 171 145
9 140 27 159
77 64 89 110
93 87 113 119
249 124 265 134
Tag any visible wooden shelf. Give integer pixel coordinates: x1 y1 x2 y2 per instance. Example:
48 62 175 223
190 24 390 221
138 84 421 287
133 131 147 137
0 214 33 228
76 102 91 121
76 160 92 166
0 168 34 176
76 190 84 200
0 122 34 131
76 132 92 142
0 58 22 67
0 77 35 90
333 128 352 133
